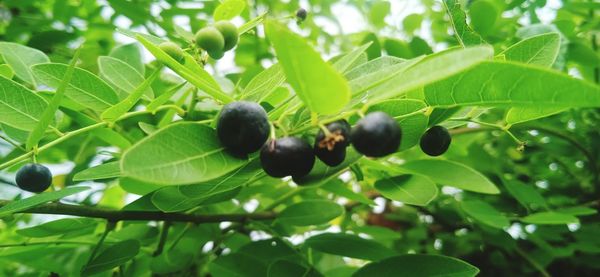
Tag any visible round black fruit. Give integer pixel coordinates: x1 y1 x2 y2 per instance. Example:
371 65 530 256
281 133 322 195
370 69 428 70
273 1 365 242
217 101 270 155
419 125 451 156
15 163 52 193
194 27 225 52
296 8 307 21
260 137 315 178
314 120 351 167
214 21 239 51
159 41 184 62
351 112 401 157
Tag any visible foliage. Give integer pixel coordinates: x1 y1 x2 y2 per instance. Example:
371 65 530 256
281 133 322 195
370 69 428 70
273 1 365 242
0 0 599 276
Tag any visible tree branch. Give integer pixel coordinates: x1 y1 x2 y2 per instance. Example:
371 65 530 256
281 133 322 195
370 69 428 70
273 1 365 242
0 200 277 223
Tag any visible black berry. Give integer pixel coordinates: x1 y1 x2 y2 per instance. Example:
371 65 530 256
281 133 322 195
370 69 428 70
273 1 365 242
314 120 351 166
260 137 315 178
217 101 270 156
419 125 451 156
159 41 184 62
194 27 225 52
214 21 239 51
296 8 307 21
15 163 52 193
351 112 401 157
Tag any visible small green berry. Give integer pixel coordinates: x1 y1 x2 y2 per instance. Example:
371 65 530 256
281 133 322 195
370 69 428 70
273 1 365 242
158 41 185 62
194 26 225 52
214 21 239 51
207 49 225 60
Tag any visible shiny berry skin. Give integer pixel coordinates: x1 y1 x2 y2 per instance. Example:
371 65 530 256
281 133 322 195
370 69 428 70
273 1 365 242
214 21 239 51
194 27 225 52
159 41 185 62
351 112 401 157
15 163 52 193
260 137 315 178
217 101 270 156
296 8 308 21
419 125 451 156
314 120 351 166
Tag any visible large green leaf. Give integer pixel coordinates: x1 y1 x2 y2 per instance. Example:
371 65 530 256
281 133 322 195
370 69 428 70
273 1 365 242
0 42 50 87
81 239 140 276
400 160 500 194
0 64 14 79
109 43 144 74
17 218 97 237
353 255 479 277
241 64 285 102
121 122 246 185
443 0 485 47
521 212 579 225
73 162 121 181
32 63 119 111
100 68 160 122
304 233 396 261
265 20 350 115
0 76 48 131
461 200 510 229
369 46 493 102
0 186 90 217
98 56 154 99
374 175 438 206
501 33 560 67
277 200 344 226
213 0 246 21
424 61 600 108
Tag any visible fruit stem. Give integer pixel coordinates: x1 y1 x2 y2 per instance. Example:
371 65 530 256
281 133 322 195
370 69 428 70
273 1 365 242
269 122 277 140
318 123 332 137
86 221 116 264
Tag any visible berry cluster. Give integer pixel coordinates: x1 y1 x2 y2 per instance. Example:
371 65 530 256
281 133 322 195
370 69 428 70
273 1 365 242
216 101 454 180
194 21 239 59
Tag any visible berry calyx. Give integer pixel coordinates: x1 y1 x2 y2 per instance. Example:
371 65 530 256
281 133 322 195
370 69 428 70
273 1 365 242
15 163 52 193
351 112 401 157
217 101 270 156
194 27 225 52
158 41 185 62
214 21 239 51
419 125 451 156
314 120 351 166
260 137 315 178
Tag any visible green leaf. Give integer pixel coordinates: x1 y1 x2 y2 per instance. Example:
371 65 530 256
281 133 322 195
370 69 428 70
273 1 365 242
369 46 493 102
81 239 140 276
17 218 97 237
100 68 160 122
98 56 154 100
241 64 285 102
267 260 322 277
505 106 566 125
353 254 479 277
501 33 560 67
213 0 246 21
367 99 428 151
73 162 121 181
332 43 371 74
109 43 145 74
293 148 362 186
400 160 500 194
374 175 438 206
521 212 579 225
26 49 80 150
0 42 50 87
32 63 119 112
425 61 600 108
265 20 350 115
277 200 344 226
469 0 499 35
0 64 14 79
121 122 246 185
504 180 547 210
0 186 89 217
442 0 485 47
135 35 231 103
0 76 48 131
146 81 187 112
368 1 390 28
403 14 423 34
210 253 267 277
556 206 597 216
305 233 396 261
151 160 262 212
461 200 510 229
321 179 375 205
239 12 267 35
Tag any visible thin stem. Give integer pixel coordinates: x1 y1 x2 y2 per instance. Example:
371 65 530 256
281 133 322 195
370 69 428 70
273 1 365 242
0 240 104 248
153 221 171 257
86 221 116 264
0 134 26 151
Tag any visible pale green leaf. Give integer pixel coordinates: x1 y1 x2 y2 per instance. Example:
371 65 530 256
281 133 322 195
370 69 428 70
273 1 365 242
0 186 90 217
443 0 486 47
0 42 50 87
0 76 48 131
121 122 246 185
278 200 344 226
101 68 160 122
321 179 375 205
400 160 500 194
501 33 560 67
265 20 350 115
73 162 121 181
0 64 14 79
109 43 145 74
305 233 396 261
241 64 285 103
17 218 97 237
98 56 153 100
213 0 246 21
374 175 438 206
461 200 510 229
521 212 579 225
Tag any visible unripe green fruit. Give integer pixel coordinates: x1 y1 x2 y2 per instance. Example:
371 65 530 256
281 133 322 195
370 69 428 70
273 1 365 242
351 112 401 157
195 27 225 52
208 49 225 60
314 120 351 167
419 125 451 156
214 21 239 51
15 163 52 193
260 137 315 178
216 101 270 156
158 41 185 62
